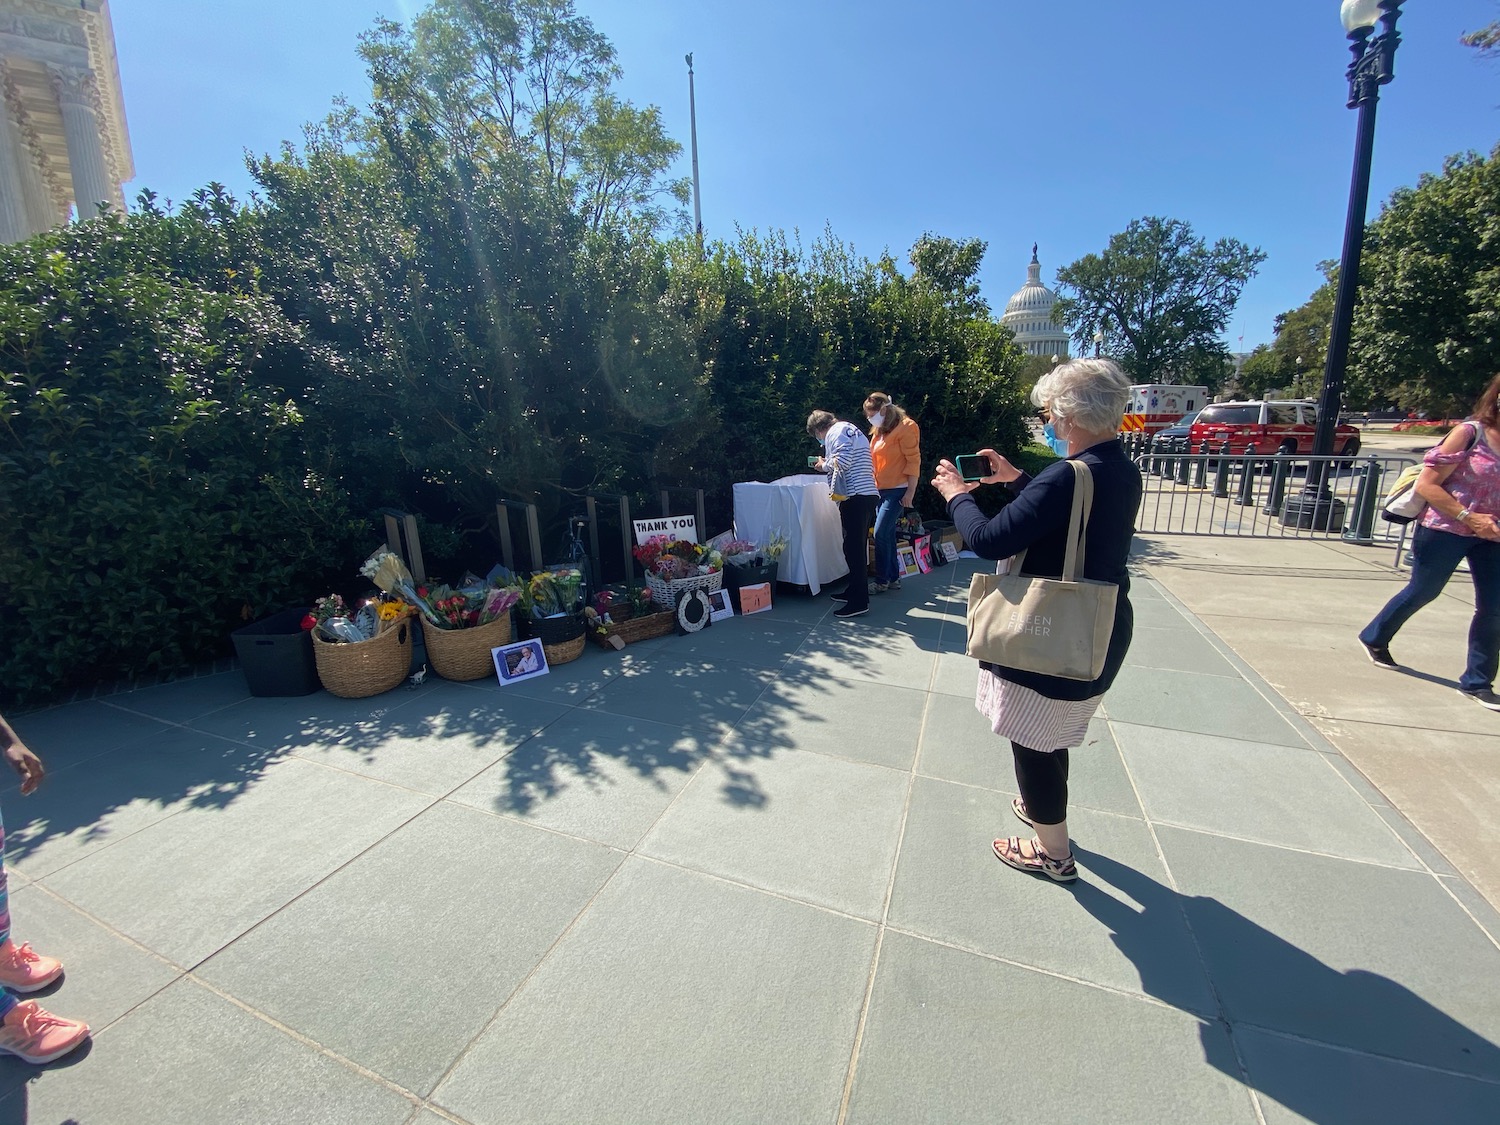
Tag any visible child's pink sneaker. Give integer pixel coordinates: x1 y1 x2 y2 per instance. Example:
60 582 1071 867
0 1000 89 1064
0 941 63 993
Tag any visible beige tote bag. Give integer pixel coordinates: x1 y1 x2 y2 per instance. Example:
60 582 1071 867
965 460 1117 681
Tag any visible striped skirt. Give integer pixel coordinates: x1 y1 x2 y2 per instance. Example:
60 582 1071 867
974 666 1103 751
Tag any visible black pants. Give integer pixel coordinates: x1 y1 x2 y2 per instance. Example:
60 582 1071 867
837 494 878 611
1012 742 1070 825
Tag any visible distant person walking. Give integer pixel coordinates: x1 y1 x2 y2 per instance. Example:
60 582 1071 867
1359 375 1500 710
0 711 90 1064
864 392 922 593
808 409 880 619
931 359 1142 882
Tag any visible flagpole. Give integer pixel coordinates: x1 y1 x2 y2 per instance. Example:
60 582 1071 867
686 53 703 248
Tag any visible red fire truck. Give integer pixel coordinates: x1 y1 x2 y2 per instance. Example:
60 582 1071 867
1119 384 1210 438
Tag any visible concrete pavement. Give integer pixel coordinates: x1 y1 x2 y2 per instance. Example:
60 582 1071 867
0 558 1497 1124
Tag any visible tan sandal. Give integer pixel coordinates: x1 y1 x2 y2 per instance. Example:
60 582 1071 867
1011 797 1032 827
993 836 1077 883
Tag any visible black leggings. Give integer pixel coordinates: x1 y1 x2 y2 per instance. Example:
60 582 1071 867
1011 742 1070 825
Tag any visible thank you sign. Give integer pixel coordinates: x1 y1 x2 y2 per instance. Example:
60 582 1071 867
632 515 699 545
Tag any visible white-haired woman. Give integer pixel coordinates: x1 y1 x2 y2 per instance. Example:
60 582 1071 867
931 359 1142 882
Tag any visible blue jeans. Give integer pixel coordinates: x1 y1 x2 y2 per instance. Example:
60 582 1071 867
1361 524 1500 692
872 488 907 585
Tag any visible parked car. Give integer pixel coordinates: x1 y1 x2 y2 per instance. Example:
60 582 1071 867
1148 411 1201 454
1188 400 1361 458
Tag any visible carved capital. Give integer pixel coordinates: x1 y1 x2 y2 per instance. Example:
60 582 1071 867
48 64 99 109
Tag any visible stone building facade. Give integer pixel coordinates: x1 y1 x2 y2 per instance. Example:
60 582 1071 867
1000 245 1071 359
0 0 132 242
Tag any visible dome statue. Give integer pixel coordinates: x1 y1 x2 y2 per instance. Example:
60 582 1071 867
1001 245 1071 359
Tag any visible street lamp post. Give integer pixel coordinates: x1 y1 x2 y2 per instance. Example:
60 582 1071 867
1285 0 1403 529
1093 329 1103 358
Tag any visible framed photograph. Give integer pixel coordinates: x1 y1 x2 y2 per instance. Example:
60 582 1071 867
492 638 550 686
940 540 960 562
897 544 920 578
914 534 934 574
707 588 734 622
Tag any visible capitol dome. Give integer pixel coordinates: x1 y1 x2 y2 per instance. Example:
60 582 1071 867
1001 246 1072 359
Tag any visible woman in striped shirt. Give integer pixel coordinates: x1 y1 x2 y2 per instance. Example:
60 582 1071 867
807 410 881 619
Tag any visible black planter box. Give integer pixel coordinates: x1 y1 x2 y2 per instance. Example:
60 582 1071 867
232 608 320 696
724 560 778 613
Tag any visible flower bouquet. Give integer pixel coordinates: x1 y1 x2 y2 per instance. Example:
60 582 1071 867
584 585 673 650
719 526 785 599
633 535 723 604
516 566 588 663
307 577 417 699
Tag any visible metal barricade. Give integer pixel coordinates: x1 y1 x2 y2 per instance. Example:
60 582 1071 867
1127 448 1417 542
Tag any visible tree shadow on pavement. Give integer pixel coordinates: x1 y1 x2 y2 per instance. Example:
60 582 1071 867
1075 849 1500 1124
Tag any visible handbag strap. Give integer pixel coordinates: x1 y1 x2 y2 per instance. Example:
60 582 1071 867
1062 460 1093 582
999 459 1095 581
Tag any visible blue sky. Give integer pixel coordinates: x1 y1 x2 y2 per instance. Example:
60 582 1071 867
112 0 1500 350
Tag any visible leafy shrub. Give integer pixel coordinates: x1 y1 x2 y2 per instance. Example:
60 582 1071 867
0 211 363 707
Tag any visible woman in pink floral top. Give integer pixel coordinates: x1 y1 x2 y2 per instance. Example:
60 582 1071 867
1360 375 1500 709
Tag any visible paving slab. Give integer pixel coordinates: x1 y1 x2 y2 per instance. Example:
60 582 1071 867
845 930 1257 1125
1236 1025 1500 1125
2 977 414 1125
40 757 432 965
432 856 876 1125
782 628 940 695
105 671 254 724
889 776 1214 1013
1111 721 1418 867
1154 825 1500 1080
1 701 175 784
447 710 714 848
640 743 910 919
197 801 622 1095
731 675 928 769
7 723 283 879
1101 665 1312 748
281 688 572 796
580 654 776 736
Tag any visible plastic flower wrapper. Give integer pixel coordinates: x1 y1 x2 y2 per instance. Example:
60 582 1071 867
545 566 584 614
480 587 519 624
762 527 789 561
720 538 758 565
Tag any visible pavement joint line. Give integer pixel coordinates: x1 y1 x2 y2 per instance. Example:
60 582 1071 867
1138 819 1449 876
1226 1017 1500 1088
834 649 939 1125
1109 716 1269 1125
183 974 425 1109
875 921 1215 1021
908 768 1149 823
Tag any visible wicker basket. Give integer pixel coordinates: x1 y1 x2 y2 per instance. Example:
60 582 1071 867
645 570 723 606
543 634 586 666
588 609 675 648
312 621 413 698
420 614 514 682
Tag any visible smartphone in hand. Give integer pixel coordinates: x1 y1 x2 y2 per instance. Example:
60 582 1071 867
955 454 992 482
808 456 820 468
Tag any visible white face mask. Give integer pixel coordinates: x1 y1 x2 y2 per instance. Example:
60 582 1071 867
869 412 886 429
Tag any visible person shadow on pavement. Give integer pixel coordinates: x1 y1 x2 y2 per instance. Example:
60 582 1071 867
1072 849 1500 1125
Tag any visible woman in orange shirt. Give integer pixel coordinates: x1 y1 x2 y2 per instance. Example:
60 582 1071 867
864 392 922 593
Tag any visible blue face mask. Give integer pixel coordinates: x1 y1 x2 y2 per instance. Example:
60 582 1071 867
1042 422 1069 457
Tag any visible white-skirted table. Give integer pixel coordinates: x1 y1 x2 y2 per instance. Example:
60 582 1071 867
732 474 847 594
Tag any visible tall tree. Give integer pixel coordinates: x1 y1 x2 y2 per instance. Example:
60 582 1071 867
1349 145 1500 416
1462 19 1500 58
1052 217 1265 386
909 233 989 319
359 0 687 230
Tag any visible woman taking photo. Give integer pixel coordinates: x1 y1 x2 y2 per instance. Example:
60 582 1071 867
864 393 921 593
931 359 1141 882
1360 375 1500 709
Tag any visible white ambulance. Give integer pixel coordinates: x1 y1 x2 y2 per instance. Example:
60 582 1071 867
1120 384 1210 437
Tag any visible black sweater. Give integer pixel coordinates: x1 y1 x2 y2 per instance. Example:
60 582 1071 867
947 438 1143 700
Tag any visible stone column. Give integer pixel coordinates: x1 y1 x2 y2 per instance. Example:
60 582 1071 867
0 104 29 243
50 66 113 220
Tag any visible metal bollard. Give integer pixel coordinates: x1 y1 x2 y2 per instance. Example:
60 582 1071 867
1174 437 1191 485
1263 450 1290 515
1342 455 1381 543
1235 444 1258 506
1212 441 1232 497
1191 441 1208 489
